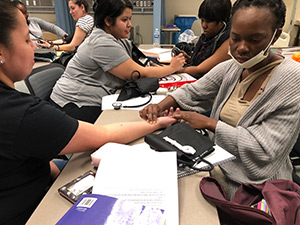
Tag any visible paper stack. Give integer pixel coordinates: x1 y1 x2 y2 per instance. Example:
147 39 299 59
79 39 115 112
91 143 179 225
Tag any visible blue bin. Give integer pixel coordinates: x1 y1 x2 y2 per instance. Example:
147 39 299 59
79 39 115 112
174 16 198 44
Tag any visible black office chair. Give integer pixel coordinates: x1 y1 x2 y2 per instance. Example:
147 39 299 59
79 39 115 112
25 64 65 101
25 64 71 160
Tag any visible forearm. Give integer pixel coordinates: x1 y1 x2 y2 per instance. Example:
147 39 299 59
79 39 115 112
181 66 206 78
51 43 76 52
140 65 176 78
52 39 64 45
159 96 179 112
38 18 66 38
103 120 163 144
60 120 163 155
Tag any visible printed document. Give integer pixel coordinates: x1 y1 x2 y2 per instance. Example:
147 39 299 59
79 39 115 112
92 143 179 225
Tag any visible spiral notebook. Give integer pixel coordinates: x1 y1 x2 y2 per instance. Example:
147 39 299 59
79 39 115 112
177 145 235 178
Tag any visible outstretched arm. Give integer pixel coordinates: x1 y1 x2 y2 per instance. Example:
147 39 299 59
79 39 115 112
139 95 179 123
35 17 67 38
60 116 176 155
39 27 86 52
179 39 230 78
108 54 186 80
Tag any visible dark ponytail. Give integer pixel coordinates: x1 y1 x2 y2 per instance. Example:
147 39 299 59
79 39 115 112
0 0 19 47
70 0 90 13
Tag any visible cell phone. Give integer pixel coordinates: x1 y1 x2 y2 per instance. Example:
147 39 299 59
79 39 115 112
58 170 95 204
172 46 181 56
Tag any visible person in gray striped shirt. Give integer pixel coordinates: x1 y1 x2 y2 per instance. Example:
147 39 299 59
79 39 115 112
140 0 300 199
39 0 94 52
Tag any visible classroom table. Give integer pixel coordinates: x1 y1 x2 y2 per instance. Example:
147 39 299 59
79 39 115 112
26 110 220 225
161 26 181 44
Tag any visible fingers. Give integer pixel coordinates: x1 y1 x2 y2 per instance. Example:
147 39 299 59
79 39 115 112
171 54 186 71
37 40 50 48
139 108 147 120
172 109 187 122
172 112 183 120
163 109 169 117
168 107 174 116
147 105 158 123
139 104 161 124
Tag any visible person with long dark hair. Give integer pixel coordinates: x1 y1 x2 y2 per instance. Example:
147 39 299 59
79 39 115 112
49 0 185 123
0 1 176 224
39 0 94 52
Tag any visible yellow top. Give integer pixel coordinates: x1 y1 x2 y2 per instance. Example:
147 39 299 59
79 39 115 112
220 60 283 127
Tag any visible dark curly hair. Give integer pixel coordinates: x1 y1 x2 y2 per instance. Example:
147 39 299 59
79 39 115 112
93 0 133 29
198 0 232 23
231 0 286 29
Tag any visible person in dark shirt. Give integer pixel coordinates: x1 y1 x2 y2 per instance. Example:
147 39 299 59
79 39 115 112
178 0 232 78
0 1 176 224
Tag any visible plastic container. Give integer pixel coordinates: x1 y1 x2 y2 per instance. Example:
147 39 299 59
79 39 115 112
174 16 198 43
292 52 300 62
153 28 160 47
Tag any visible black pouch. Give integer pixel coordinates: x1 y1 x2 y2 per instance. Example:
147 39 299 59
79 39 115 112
132 42 150 67
34 48 56 62
145 122 215 171
117 70 159 101
52 50 77 67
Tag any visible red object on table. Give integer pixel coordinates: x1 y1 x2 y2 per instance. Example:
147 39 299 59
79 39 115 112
159 80 196 88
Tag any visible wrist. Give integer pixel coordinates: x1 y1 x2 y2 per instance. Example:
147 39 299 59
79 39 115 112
56 45 60 51
206 118 217 132
155 117 165 129
169 65 177 74
160 96 177 111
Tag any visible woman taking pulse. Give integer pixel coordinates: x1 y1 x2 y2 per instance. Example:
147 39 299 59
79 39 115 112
50 0 185 123
140 0 300 199
0 1 176 224
39 0 94 51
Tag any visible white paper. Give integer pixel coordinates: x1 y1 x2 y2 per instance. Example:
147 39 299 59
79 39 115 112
102 94 166 110
92 143 179 225
140 47 171 55
158 52 172 63
195 145 236 169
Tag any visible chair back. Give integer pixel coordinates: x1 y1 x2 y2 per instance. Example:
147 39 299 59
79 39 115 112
25 66 64 101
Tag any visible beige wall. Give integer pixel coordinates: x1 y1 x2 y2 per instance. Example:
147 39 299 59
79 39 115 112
30 13 56 23
32 0 300 45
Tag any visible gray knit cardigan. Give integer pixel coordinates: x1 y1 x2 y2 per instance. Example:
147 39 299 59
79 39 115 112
170 57 300 196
